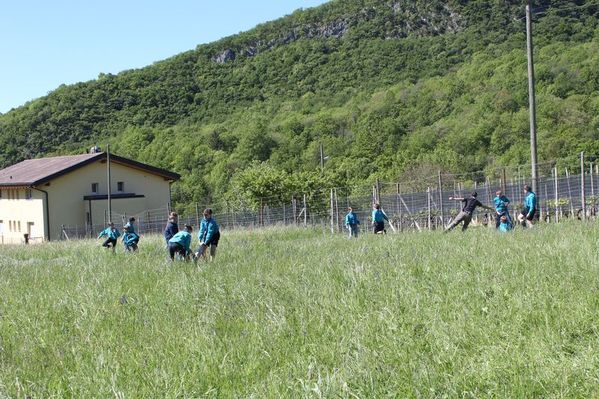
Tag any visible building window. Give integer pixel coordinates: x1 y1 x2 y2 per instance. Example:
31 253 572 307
0 189 2 199
25 188 32 199
15 190 20 200
91 183 99 193
18 221 21 232
9 221 13 232
0 220 3 234
117 182 124 192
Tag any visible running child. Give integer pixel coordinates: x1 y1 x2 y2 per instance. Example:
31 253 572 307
98 222 121 252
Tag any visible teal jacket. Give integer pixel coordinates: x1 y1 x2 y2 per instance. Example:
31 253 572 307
345 212 360 226
169 231 192 253
499 221 512 232
98 227 120 240
372 209 389 223
198 218 219 244
493 195 510 213
525 191 537 215
122 232 139 246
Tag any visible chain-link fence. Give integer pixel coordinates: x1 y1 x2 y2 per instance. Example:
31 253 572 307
62 154 599 239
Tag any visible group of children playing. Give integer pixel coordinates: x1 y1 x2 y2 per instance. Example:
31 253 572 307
344 184 538 236
97 217 139 252
98 209 221 262
163 208 221 262
98 186 537 256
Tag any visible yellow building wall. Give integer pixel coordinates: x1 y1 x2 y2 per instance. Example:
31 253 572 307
0 188 46 244
42 159 172 240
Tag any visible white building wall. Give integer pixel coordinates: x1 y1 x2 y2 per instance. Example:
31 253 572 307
0 188 45 244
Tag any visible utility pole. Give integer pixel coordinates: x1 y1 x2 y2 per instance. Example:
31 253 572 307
526 1 539 195
106 144 112 223
319 143 324 173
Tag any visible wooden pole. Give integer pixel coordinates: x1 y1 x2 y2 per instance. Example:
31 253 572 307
106 144 112 223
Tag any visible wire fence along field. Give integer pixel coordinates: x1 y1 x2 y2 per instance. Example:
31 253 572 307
62 155 599 239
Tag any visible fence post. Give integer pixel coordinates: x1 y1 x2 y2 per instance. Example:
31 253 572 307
292 196 297 226
438 171 444 228
303 194 307 228
330 189 335 234
554 167 559 223
580 151 586 220
427 187 432 230
502 168 507 193
396 182 402 232
565 168 574 217
376 178 381 204
334 188 340 233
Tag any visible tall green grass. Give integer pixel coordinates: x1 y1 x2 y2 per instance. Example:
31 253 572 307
0 222 598 398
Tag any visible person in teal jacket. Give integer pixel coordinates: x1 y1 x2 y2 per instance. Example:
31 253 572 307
372 203 389 234
345 207 360 238
195 208 220 261
168 224 193 261
122 226 139 252
98 222 121 252
518 184 537 228
493 190 511 229
498 215 512 232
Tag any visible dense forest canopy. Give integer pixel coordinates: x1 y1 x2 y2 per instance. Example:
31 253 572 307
0 0 597 211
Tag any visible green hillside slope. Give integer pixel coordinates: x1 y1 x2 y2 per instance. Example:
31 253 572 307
0 0 597 208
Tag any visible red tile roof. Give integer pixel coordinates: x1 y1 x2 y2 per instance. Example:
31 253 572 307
0 153 180 187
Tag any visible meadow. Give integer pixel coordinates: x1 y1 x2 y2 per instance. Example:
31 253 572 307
0 222 597 398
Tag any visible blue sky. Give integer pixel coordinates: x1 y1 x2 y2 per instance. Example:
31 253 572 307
0 0 329 113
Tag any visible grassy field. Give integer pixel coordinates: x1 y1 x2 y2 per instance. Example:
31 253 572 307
0 222 598 398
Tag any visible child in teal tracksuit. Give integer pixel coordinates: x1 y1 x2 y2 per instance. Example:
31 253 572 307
168 225 192 261
345 207 360 238
195 208 220 261
372 203 389 234
98 222 121 252
498 215 512 232
122 225 139 252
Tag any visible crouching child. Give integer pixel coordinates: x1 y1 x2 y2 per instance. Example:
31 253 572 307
98 222 121 252
122 225 140 252
195 208 220 261
498 215 512 232
168 224 193 261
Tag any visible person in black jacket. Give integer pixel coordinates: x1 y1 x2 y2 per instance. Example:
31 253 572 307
164 212 179 244
445 192 494 232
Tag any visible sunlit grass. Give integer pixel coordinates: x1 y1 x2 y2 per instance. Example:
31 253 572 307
0 222 598 398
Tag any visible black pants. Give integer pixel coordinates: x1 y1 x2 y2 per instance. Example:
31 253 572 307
102 238 117 248
373 221 386 234
168 243 186 260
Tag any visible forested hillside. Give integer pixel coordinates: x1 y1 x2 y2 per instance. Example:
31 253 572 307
0 0 597 209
